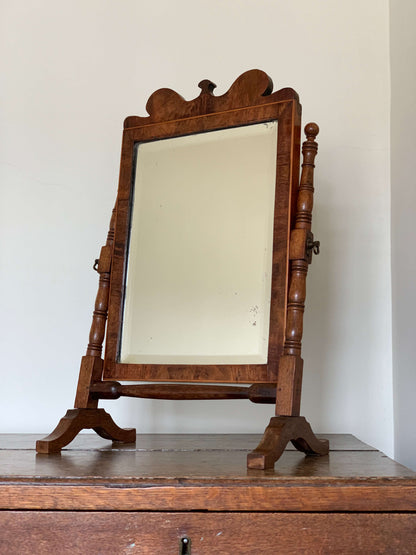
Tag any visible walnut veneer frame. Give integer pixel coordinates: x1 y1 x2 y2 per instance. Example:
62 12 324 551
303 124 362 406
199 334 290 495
37 70 328 468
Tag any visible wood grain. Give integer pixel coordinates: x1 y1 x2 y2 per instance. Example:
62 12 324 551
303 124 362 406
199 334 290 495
86 207 116 358
275 123 320 416
4 434 416 512
1 433 376 451
123 69 298 128
89 382 277 403
247 416 329 469
1 512 415 554
35 409 136 453
2 481 416 512
104 94 299 385
3 434 416 552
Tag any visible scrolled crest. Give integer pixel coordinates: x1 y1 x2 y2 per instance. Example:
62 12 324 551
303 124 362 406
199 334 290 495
124 69 298 128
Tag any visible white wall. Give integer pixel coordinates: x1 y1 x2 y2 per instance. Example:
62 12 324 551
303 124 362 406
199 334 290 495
390 0 416 470
0 1 394 457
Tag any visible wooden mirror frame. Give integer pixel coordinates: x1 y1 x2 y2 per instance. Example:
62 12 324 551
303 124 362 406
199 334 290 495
36 70 329 468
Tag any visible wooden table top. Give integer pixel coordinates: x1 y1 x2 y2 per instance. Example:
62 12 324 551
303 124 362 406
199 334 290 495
1 433 415 512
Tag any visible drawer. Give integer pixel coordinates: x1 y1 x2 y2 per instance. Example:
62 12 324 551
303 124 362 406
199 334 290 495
1 511 415 554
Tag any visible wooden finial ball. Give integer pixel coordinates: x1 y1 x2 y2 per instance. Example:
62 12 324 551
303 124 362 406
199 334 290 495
304 122 319 140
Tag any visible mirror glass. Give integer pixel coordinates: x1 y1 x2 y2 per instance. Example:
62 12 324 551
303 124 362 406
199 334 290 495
119 121 278 365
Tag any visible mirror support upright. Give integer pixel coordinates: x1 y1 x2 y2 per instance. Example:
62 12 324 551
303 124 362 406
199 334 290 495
36 209 136 454
247 123 329 468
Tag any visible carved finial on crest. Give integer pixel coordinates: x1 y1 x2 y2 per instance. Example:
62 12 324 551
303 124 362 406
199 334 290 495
198 79 217 95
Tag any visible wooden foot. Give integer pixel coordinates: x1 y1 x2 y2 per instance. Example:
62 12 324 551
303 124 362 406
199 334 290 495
36 409 136 454
247 416 329 469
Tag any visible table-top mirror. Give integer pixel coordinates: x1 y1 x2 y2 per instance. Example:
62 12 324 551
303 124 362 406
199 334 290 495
36 70 328 469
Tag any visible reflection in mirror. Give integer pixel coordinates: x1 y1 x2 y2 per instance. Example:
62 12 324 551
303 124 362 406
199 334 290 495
120 121 278 364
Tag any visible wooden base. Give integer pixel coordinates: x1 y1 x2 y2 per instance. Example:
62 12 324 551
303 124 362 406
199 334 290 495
35 409 136 454
247 416 329 469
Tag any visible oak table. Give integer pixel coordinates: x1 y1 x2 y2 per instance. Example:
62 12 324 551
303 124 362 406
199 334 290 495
1 434 415 553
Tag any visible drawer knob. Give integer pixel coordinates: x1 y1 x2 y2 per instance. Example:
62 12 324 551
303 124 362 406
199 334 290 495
180 536 191 554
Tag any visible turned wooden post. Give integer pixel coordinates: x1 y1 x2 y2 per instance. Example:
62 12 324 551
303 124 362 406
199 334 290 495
276 123 319 416
247 123 326 469
74 206 116 409
36 203 136 453
87 206 116 357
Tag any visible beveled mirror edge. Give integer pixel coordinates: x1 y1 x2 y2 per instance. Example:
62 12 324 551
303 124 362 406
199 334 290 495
119 122 278 366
